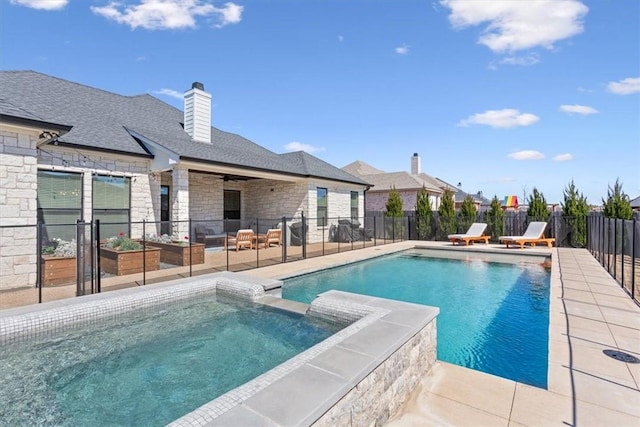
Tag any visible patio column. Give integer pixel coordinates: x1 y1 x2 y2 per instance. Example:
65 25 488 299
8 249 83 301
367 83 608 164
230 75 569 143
171 165 190 237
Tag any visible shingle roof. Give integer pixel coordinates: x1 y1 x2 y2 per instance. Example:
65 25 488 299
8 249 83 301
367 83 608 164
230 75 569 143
0 70 364 185
630 195 640 208
279 151 369 185
342 160 385 176
342 160 441 193
358 171 441 193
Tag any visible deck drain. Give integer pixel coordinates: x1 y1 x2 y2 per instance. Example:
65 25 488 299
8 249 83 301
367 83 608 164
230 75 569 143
603 349 640 363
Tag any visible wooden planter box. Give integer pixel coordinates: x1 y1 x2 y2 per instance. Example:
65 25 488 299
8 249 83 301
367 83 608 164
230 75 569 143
41 255 77 286
146 242 205 266
100 246 161 276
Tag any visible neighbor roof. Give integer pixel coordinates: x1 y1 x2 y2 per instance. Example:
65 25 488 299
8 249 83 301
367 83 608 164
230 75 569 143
342 160 385 176
342 160 442 193
0 70 367 186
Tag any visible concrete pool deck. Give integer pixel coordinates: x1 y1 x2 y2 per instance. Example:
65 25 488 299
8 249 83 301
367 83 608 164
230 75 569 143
242 241 640 426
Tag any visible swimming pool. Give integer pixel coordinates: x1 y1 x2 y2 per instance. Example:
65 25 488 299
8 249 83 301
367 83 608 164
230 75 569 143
283 249 551 388
0 294 342 426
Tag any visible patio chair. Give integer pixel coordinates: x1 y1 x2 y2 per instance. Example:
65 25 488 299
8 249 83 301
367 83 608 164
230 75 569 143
499 221 555 249
448 223 489 246
194 224 227 247
225 229 254 251
255 229 282 249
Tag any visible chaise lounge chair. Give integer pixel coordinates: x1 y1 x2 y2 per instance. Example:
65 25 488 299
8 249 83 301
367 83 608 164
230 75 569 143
499 221 555 249
448 223 490 246
225 229 254 251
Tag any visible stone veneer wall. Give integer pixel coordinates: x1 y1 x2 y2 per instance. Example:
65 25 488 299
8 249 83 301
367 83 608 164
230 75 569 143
189 172 224 223
244 179 307 224
312 320 437 427
307 180 364 243
0 129 39 290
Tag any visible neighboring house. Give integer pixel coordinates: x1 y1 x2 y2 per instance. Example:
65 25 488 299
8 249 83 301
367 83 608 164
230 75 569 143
0 70 368 290
630 196 640 211
342 154 443 212
432 177 491 211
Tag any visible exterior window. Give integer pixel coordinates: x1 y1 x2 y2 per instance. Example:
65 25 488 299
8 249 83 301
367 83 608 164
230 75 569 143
37 170 82 241
93 175 131 238
351 191 359 220
317 187 327 227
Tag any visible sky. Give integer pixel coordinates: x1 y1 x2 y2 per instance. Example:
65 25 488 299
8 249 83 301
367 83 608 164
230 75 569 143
1 0 639 205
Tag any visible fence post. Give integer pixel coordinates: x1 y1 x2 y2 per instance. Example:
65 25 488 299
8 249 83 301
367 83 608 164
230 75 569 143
225 218 229 271
301 211 307 259
373 217 377 246
322 222 325 256
282 217 287 263
96 219 101 293
76 220 83 297
392 216 396 243
613 219 617 279
37 222 42 304
189 218 193 277
621 219 625 289
601 215 605 267
337 216 341 253
256 218 260 268
632 218 636 302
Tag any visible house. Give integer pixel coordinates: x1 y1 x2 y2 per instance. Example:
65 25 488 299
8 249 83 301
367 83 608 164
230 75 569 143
432 177 491 211
630 195 640 211
0 70 369 290
343 153 490 213
343 153 443 213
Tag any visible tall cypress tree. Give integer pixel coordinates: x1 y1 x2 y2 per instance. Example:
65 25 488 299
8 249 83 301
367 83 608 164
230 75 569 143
415 186 433 240
527 187 549 222
459 195 477 232
438 188 456 239
486 195 505 241
561 180 589 247
602 178 632 219
385 186 404 240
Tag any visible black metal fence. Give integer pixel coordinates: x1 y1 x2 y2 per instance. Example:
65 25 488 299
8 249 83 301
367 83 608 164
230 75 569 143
587 215 639 304
1 214 409 305
3 211 638 306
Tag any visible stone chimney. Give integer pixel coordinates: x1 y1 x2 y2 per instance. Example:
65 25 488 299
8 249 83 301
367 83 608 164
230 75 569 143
411 153 421 175
184 82 211 143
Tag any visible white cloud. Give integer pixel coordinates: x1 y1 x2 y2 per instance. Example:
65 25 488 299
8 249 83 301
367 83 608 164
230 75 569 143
338 35 344 42
458 109 539 128
499 53 540 67
153 88 183 99
559 104 599 115
212 2 243 27
91 0 243 30
395 45 409 55
284 142 325 154
508 150 545 160
10 0 68 10
607 77 640 95
440 0 588 53
136 56 147 61
553 153 573 162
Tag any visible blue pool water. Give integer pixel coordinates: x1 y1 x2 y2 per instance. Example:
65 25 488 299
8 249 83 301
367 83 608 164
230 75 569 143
283 250 550 388
0 295 342 426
